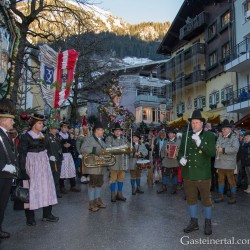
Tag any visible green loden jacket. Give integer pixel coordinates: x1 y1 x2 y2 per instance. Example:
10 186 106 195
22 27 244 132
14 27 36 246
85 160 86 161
178 130 216 180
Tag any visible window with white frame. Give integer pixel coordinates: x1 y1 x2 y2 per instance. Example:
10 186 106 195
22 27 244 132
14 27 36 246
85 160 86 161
243 1 250 22
194 96 206 110
209 91 219 106
221 86 233 101
142 108 148 120
152 108 161 123
176 103 185 115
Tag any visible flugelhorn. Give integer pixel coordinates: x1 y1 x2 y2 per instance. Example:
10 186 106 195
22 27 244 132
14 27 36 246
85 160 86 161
105 144 134 155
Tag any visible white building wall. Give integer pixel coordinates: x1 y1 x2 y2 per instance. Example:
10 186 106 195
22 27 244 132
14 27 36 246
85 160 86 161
234 0 250 44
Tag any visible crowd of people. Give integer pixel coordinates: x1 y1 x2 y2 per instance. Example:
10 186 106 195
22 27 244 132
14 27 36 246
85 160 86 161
1 98 250 244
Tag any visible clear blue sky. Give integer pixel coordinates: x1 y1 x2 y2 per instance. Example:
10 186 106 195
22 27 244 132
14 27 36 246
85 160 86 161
97 0 184 24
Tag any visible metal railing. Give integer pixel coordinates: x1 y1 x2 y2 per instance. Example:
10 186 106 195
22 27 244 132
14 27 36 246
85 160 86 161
225 38 250 64
179 12 209 40
135 95 166 103
223 85 250 106
174 70 206 90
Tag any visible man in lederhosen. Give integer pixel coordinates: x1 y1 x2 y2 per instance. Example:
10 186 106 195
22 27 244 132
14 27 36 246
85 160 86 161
106 123 129 202
81 121 108 212
178 110 216 235
0 99 17 241
45 117 63 198
58 122 80 193
129 132 148 195
157 128 181 194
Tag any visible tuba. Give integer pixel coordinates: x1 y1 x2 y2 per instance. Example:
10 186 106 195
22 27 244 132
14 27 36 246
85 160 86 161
83 153 116 168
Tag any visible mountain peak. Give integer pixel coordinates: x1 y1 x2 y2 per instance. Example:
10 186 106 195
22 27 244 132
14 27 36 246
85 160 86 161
15 0 170 42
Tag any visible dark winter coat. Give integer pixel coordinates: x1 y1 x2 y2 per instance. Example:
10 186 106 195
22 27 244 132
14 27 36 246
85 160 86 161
241 141 250 167
0 128 18 179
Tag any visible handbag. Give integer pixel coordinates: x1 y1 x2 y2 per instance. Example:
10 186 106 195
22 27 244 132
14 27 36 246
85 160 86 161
13 185 29 203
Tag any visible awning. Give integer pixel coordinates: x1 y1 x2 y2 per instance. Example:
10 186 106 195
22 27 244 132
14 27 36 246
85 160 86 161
168 112 220 128
234 114 250 129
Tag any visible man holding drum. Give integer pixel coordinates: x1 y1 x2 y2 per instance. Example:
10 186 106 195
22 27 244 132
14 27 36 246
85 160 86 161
129 132 148 195
157 128 181 194
106 123 129 202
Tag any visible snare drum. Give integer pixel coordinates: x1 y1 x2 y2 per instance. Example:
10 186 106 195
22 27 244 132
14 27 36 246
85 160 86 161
136 159 151 170
167 144 178 159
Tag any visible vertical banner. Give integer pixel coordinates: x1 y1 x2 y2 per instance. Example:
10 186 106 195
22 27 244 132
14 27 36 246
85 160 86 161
39 44 79 108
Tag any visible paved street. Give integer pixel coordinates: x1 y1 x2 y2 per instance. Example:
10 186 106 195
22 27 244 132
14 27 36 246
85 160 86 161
1 172 250 250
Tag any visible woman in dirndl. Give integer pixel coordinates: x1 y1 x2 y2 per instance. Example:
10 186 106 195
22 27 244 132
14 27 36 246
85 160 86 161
18 114 58 226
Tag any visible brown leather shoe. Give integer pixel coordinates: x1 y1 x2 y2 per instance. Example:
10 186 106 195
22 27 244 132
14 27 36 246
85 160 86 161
89 201 99 212
95 198 107 208
70 186 81 192
116 192 126 201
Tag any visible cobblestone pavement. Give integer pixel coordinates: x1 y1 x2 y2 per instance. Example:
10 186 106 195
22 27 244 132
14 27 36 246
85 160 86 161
1 172 250 250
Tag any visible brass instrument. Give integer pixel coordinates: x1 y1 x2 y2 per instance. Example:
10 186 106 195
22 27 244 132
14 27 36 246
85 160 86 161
83 153 116 168
105 144 134 155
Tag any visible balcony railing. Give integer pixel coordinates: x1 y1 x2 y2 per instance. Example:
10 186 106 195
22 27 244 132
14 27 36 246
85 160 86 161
166 43 205 69
174 70 206 91
224 85 250 106
135 95 166 103
225 38 250 64
179 12 209 40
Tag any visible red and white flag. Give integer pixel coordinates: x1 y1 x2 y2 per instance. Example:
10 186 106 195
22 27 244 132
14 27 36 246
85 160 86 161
39 45 79 108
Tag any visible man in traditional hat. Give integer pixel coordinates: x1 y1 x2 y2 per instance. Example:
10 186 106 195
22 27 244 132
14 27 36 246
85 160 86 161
214 119 239 204
80 121 108 212
178 110 216 235
153 129 167 183
129 132 148 195
76 127 89 184
45 114 63 198
58 121 80 193
106 122 129 202
157 128 181 194
0 99 17 241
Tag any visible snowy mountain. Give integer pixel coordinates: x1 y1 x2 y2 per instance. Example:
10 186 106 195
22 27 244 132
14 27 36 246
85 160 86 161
68 1 129 32
15 0 170 43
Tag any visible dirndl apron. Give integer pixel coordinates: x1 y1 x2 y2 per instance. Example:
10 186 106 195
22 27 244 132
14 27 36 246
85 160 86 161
23 150 58 210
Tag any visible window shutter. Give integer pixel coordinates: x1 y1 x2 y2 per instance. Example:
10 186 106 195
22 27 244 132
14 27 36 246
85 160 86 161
216 91 219 104
209 94 212 105
221 89 225 101
229 86 233 99
202 96 206 107
182 103 185 113
194 98 197 109
176 105 179 114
